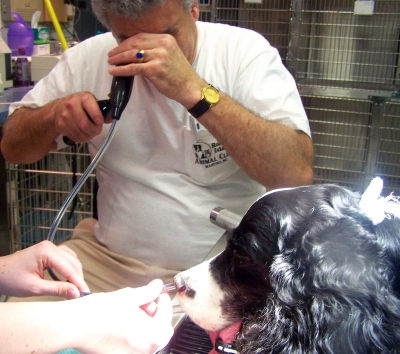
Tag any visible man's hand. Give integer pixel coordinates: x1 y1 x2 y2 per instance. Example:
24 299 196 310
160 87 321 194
108 32 204 109
54 91 105 144
1 91 107 164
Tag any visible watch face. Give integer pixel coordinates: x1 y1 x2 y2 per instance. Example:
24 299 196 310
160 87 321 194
204 86 220 104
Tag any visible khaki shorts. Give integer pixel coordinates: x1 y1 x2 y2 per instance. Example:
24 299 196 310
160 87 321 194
8 218 179 302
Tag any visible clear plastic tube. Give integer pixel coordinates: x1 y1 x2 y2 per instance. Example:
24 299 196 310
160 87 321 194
47 119 118 281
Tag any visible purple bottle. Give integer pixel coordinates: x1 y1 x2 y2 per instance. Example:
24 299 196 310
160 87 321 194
7 12 34 57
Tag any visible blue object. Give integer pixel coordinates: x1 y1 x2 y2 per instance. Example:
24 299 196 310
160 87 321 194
57 349 82 354
7 12 34 56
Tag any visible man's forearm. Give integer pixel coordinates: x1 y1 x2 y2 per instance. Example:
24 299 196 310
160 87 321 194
1 104 59 164
197 93 314 189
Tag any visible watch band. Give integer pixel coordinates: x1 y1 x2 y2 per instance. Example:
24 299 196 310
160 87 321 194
188 84 220 119
188 99 211 119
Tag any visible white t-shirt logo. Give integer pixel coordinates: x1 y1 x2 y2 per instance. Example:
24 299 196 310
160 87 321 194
193 142 230 169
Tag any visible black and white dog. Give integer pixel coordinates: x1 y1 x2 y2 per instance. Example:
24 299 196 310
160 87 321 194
174 179 400 353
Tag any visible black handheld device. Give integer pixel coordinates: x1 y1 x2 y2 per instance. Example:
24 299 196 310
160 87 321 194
63 74 134 145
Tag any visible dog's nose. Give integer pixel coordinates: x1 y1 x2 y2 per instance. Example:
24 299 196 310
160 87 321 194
174 274 187 292
174 274 196 299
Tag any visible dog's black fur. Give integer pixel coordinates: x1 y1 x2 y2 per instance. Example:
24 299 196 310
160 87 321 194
209 184 400 353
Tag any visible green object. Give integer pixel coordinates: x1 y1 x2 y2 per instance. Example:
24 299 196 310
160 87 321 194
33 27 50 44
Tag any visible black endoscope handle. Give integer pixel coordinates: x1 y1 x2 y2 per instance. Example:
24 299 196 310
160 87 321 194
63 74 134 146
109 75 134 120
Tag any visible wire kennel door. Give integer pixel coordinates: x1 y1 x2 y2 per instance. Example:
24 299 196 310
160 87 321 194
201 0 291 61
372 97 400 195
7 144 95 252
303 95 400 196
303 95 370 190
288 0 400 98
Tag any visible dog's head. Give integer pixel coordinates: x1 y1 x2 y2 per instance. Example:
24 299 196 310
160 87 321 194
175 183 400 353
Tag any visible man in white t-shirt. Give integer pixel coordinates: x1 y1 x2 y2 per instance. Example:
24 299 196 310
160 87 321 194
1 0 314 296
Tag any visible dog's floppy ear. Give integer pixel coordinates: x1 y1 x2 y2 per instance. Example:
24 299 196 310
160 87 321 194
231 199 281 266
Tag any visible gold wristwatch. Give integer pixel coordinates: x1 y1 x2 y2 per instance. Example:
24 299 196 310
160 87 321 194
188 84 220 119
